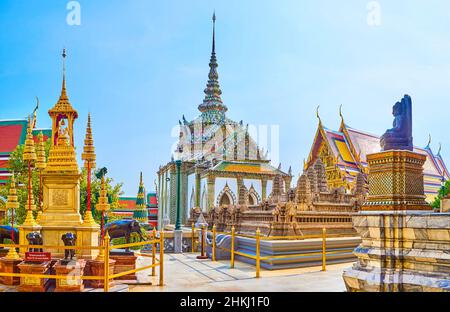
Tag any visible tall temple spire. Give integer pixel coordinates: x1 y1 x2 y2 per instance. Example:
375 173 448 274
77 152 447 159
198 12 228 123
61 48 68 100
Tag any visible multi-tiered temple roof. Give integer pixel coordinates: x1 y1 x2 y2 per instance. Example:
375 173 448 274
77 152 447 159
306 110 449 202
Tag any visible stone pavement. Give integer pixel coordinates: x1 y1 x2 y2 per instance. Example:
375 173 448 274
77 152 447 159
130 253 352 292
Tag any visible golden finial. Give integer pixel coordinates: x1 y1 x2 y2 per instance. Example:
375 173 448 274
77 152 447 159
35 132 47 170
4 176 20 260
438 143 442 156
22 178 38 227
316 105 322 125
339 104 345 125
426 134 432 149
6 174 19 211
23 116 37 163
82 113 96 169
96 177 110 212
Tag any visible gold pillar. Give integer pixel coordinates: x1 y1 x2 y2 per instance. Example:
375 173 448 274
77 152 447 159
261 179 267 201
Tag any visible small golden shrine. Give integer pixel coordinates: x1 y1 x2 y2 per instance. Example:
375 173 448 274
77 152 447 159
22 49 100 259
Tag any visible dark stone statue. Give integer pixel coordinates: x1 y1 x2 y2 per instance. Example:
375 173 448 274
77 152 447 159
380 94 413 151
0 225 19 246
61 232 77 261
26 232 43 252
105 219 144 252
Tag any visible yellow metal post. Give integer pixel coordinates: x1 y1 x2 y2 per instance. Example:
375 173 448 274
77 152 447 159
256 228 261 278
212 224 216 262
191 222 195 252
152 228 156 276
230 226 235 269
159 230 164 286
104 233 110 292
322 228 326 271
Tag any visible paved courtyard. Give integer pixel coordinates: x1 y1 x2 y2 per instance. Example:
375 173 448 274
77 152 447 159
130 253 352 292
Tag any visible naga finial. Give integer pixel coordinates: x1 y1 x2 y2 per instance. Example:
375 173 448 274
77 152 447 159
316 105 322 124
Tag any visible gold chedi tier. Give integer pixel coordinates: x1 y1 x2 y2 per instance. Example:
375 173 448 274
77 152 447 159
81 113 97 226
4 175 21 260
362 150 431 211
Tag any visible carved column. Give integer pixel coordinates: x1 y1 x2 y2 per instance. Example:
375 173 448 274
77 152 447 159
236 176 244 204
195 169 201 207
169 165 177 224
261 178 267 201
207 175 216 212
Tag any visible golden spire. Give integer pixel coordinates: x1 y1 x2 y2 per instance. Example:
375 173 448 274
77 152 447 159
35 132 47 170
6 174 19 211
22 178 38 227
4 175 21 260
23 116 37 163
96 177 110 212
82 113 96 169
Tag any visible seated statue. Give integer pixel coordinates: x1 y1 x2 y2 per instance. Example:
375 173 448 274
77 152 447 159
380 94 413 151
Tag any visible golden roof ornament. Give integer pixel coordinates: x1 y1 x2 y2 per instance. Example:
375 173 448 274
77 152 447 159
82 113 96 169
96 176 110 212
5 174 19 211
22 179 38 227
35 132 47 170
22 116 37 163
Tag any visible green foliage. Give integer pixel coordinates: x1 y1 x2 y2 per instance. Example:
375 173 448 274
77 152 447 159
431 180 450 210
0 140 124 225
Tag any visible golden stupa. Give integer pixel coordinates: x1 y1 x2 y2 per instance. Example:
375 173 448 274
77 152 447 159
20 49 100 259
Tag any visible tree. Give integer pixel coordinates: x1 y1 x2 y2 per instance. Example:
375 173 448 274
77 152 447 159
431 180 450 210
0 140 123 225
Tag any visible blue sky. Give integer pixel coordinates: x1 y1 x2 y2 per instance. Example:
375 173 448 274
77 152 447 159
1 0 450 195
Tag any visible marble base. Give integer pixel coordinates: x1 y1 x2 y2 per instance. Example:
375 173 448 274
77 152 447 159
85 259 116 288
173 230 183 254
54 259 86 292
17 261 52 292
0 257 22 285
343 212 450 292
110 251 137 281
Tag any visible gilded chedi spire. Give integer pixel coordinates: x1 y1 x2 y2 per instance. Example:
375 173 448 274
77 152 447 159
45 50 79 174
82 113 96 169
35 132 47 171
96 177 110 212
133 172 148 222
6 174 19 211
48 48 78 117
23 116 37 163
198 12 228 124
22 179 38 227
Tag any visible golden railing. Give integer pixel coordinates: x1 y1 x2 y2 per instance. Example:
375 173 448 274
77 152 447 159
201 225 356 278
0 229 165 292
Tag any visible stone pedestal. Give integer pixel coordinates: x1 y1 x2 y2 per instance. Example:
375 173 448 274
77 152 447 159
0 257 22 285
17 261 52 292
343 150 449 292
54 259 86 292
110 250 137 280
440 197 450 213
85 259 116 288
174 230 183 254
343 212 450 292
